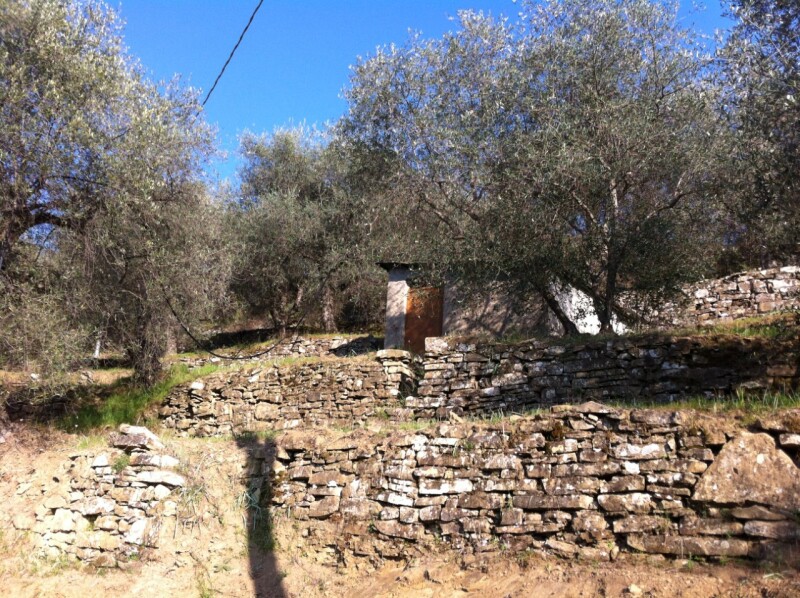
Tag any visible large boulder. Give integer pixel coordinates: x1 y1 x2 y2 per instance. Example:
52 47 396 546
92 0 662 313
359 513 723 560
693 432 800 510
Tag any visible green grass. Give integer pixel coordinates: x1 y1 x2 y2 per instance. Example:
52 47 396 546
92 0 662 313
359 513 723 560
431 389 800 428
671 312 799 341
60 363 223 433
607 388 800 415
75 434 107 450
112 454 130 473
396 419 436 431
268 355 324 368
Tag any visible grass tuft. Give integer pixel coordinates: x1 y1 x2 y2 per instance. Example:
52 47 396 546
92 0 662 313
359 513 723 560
59 363 223 433
607 389 800 415
672 312 799 341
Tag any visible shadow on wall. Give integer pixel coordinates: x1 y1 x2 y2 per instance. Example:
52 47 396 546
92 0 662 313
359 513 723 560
444 286 556 339
329 335 383 357
236 434 287 598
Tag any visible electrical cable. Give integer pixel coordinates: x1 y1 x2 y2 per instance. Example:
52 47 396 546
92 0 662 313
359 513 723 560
159 257 346 362
202 0 265 107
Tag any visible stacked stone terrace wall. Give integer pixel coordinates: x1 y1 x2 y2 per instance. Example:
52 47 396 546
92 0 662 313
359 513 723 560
160 331 799 434
160 356 412 437
410 333 800 419
260 405 800 562
656 265 800 328
20 426 184 567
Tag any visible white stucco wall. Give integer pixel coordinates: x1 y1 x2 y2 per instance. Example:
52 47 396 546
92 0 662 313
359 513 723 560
383 267 411 348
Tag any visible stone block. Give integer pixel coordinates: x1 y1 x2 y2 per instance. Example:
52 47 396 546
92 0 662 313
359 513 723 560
307 496 340 518
679 517 743 536
513 493 594 510
419 479 473 495
611 443 667 460
743 520 800 540
135 470 185 487
374 520 423 540
693 432 800 510
598 493 653 514
626 534 751 557
613 515 672 534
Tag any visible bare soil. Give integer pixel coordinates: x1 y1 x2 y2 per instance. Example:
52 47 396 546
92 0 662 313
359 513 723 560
1 422 798 598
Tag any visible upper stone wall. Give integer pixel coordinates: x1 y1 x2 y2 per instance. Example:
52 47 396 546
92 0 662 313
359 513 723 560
655 265 800 328
160 357 410 437
411 331 800 420
160 329 799 435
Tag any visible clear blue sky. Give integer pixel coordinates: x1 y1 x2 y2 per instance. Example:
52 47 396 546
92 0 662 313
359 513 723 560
116 0 730 181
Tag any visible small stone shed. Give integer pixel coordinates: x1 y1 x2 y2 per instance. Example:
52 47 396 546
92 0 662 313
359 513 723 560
379 263 552 352
379 263 633 352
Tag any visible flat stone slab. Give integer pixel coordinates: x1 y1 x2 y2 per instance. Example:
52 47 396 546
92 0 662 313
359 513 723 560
135 470 185 487
693 432 800 510
114 424 164 451
627 534 752 557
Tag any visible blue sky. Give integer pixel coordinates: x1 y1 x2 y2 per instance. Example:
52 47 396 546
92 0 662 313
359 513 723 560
116 0 730 181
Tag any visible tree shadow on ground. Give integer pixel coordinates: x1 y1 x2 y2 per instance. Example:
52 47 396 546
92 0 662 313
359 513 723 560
236 434 287 598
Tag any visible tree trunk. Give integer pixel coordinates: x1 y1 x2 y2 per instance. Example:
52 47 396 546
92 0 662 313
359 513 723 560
129 340 162 386
541 287 580 336
0 224 21 272
128 311 166 386
598 263 619 334
165 327 177 356
322 284 337 333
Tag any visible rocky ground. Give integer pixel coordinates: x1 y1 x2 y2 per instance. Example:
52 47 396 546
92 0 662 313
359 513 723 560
1 420 799 598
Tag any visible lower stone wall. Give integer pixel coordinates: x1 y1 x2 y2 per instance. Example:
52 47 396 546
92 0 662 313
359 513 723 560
655 265 800 328
261 405 800 562
412 332 800 419
160 357 411 437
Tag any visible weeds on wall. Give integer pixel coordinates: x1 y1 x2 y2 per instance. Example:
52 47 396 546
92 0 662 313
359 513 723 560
59 363 224 432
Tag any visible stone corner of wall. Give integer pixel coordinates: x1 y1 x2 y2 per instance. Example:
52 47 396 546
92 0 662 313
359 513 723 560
375 349 415 362
29 424 183 568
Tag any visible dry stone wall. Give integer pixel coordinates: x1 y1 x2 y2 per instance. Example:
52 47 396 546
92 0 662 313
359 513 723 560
261 405 800 562
411 333 800 419
160 357 411 437
655 265 800 328
21 425 184 567
160 331 800 434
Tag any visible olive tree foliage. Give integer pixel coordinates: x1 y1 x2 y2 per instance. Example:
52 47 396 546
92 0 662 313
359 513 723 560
717 0 800 264
342 0 725 334
0 0 223 382
508 0 724 331
227 128 385 333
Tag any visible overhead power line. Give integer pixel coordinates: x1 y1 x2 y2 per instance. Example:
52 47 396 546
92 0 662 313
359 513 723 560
202 0 265 107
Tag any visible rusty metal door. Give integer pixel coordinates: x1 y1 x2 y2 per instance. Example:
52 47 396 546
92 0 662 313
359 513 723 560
404 286 443 353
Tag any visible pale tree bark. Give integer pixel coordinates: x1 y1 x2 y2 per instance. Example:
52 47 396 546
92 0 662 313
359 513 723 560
322 284 337 333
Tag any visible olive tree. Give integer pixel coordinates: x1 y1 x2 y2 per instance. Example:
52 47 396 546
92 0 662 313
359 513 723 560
228 128 385 334
717 0 800 264
0 0 222 382
342 0 724 333
507 0 724 331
